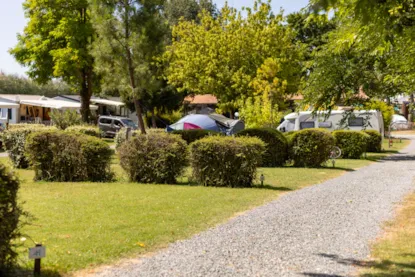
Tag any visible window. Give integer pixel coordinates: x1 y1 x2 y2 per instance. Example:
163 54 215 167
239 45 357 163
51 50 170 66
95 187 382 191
114 120 123 127
0 109 7 119
121 119 137 128
99 118 112 124
348 117 364 127
318 121 332 128
300 121 315 129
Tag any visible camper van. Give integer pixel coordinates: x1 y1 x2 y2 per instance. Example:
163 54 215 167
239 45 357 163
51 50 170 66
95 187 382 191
277 110 384 135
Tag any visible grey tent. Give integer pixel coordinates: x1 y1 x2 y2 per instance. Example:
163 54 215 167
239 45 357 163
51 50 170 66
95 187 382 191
208 114 245 135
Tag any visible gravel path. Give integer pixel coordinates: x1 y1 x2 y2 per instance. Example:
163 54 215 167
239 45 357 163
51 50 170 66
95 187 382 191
91 139 415 277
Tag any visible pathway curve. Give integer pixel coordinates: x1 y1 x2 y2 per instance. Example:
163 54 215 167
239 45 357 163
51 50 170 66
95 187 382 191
91 139 415 277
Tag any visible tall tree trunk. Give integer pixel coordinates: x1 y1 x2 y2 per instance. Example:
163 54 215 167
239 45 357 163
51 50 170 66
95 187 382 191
151 109 157 128
80 69 91 123
409 93 414 123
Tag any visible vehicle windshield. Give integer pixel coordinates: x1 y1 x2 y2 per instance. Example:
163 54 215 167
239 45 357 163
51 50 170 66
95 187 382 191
121 119 137 128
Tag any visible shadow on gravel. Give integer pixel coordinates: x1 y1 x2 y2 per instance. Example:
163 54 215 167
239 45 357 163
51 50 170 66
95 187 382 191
383 154 415 161
303 253 415 277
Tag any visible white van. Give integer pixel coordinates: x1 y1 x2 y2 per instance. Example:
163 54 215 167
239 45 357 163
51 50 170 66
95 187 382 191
277 110 384 135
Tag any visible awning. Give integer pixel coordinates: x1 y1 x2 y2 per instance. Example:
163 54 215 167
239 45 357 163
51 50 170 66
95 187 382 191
0 100 20 109
20 99 98 110
90 98 125 107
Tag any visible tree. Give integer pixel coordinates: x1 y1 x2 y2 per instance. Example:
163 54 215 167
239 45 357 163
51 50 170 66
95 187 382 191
10 0 97 122
164 0 217 25
163 1 301 116
90 0 168 133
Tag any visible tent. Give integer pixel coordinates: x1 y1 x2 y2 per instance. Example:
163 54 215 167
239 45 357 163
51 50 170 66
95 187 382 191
167 114 244 135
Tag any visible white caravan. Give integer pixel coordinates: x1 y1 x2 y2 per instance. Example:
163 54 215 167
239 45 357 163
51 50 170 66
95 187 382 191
277 110 384 135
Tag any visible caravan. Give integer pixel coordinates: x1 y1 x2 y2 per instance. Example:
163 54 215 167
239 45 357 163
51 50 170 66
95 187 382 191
277 110 384 135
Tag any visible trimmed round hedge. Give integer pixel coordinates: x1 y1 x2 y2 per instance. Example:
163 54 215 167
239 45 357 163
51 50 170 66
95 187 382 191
236 128 288 167
65 125 101 137
332 130 370 159
190 136 265 187
118 132 188 184
290 129 335 167
171 129 221 144
25 130 114 182
363 130 382 153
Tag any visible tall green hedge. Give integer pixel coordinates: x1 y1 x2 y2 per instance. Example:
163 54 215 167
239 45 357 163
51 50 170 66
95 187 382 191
118 132 188 184
363 130 382 153
190 136 265 187
332 130 370 159
290 129 335 167
25 131 114 182
0 164 26 274
236 128 288 167
2 126 56 168
171 129 220 144
65 125 101 137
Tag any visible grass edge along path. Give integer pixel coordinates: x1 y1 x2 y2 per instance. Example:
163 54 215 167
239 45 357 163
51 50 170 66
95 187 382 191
359 192 415 277
5 138 409 276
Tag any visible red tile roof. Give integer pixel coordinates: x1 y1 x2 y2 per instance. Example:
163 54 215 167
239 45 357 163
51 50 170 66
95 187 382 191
184 94 218 105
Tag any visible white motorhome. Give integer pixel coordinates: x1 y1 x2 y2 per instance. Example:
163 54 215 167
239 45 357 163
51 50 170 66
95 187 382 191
277 110 384 135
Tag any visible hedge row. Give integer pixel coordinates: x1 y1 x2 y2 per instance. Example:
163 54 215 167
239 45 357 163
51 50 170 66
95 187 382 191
25 130 113 182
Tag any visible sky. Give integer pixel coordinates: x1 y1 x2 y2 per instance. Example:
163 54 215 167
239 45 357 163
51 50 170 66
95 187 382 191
0 0 309 77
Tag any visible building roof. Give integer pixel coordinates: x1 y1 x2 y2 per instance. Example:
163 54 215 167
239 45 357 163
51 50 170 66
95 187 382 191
184 94 218 105
55 95 125 107
0 94 44 102
20 97 98 110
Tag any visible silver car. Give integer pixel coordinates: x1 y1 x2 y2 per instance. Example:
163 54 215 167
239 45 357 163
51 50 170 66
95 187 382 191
98 116 138 138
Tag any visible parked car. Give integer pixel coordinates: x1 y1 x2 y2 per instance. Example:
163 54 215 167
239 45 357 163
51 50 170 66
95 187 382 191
98 116 138 138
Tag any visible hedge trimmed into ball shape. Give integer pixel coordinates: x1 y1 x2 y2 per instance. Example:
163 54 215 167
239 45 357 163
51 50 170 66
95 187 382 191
190 136 265 187
363 130 382 153
0 164 25 273
66 125 101 137
25 131 114 182
290 129 335 167
118 133 188 184
332 130 370 159
171 129 221 144
2 126 56 168
236 128 288 167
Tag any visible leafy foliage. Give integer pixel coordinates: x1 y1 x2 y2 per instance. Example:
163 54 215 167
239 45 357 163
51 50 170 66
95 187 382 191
332 130 370 159
236 128 288 167
0 164 26 274
363 100 394 129
10 0 98 122
65 125 101 137
50 110 82 130
171 129 220 144
189 136 265 187
2 126 56 169
25 131 113 182
164 0 217 26
118 133 188 184
290 129 335 167
363 130 383 153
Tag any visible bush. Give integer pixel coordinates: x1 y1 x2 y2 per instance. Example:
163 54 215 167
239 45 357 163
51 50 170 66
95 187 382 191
2 126 56 168
25 131 114 182
0 164 26 274
363 130 382 153
190 136 265 187
7 124 45 130
171 129 220 144
118 132 188 184
332 130 370 159
66 125 101 137
290 129 335 167
236 128 288 167
50 109 81 130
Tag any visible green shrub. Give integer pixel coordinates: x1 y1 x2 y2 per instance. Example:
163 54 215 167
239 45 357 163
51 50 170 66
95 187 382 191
0 164 26 274
190 136 265 187
7 123 45 130
236 128 288 167
118 132 188 184
66 125 101 137
114 128 138 149
363 130 382 153
50 109 81 130
171 129 220 144
332 130 370 159
290 129 335 167
25 131 114 182
2 126 56 168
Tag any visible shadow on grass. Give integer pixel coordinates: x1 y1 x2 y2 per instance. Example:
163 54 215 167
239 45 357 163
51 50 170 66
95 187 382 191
321 166 356 172
1 266 62 277
301 253 415 277
251 184 293 191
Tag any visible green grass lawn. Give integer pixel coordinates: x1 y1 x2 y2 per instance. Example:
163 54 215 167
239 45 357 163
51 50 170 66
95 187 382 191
4 138 409 275
359 193 415 277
